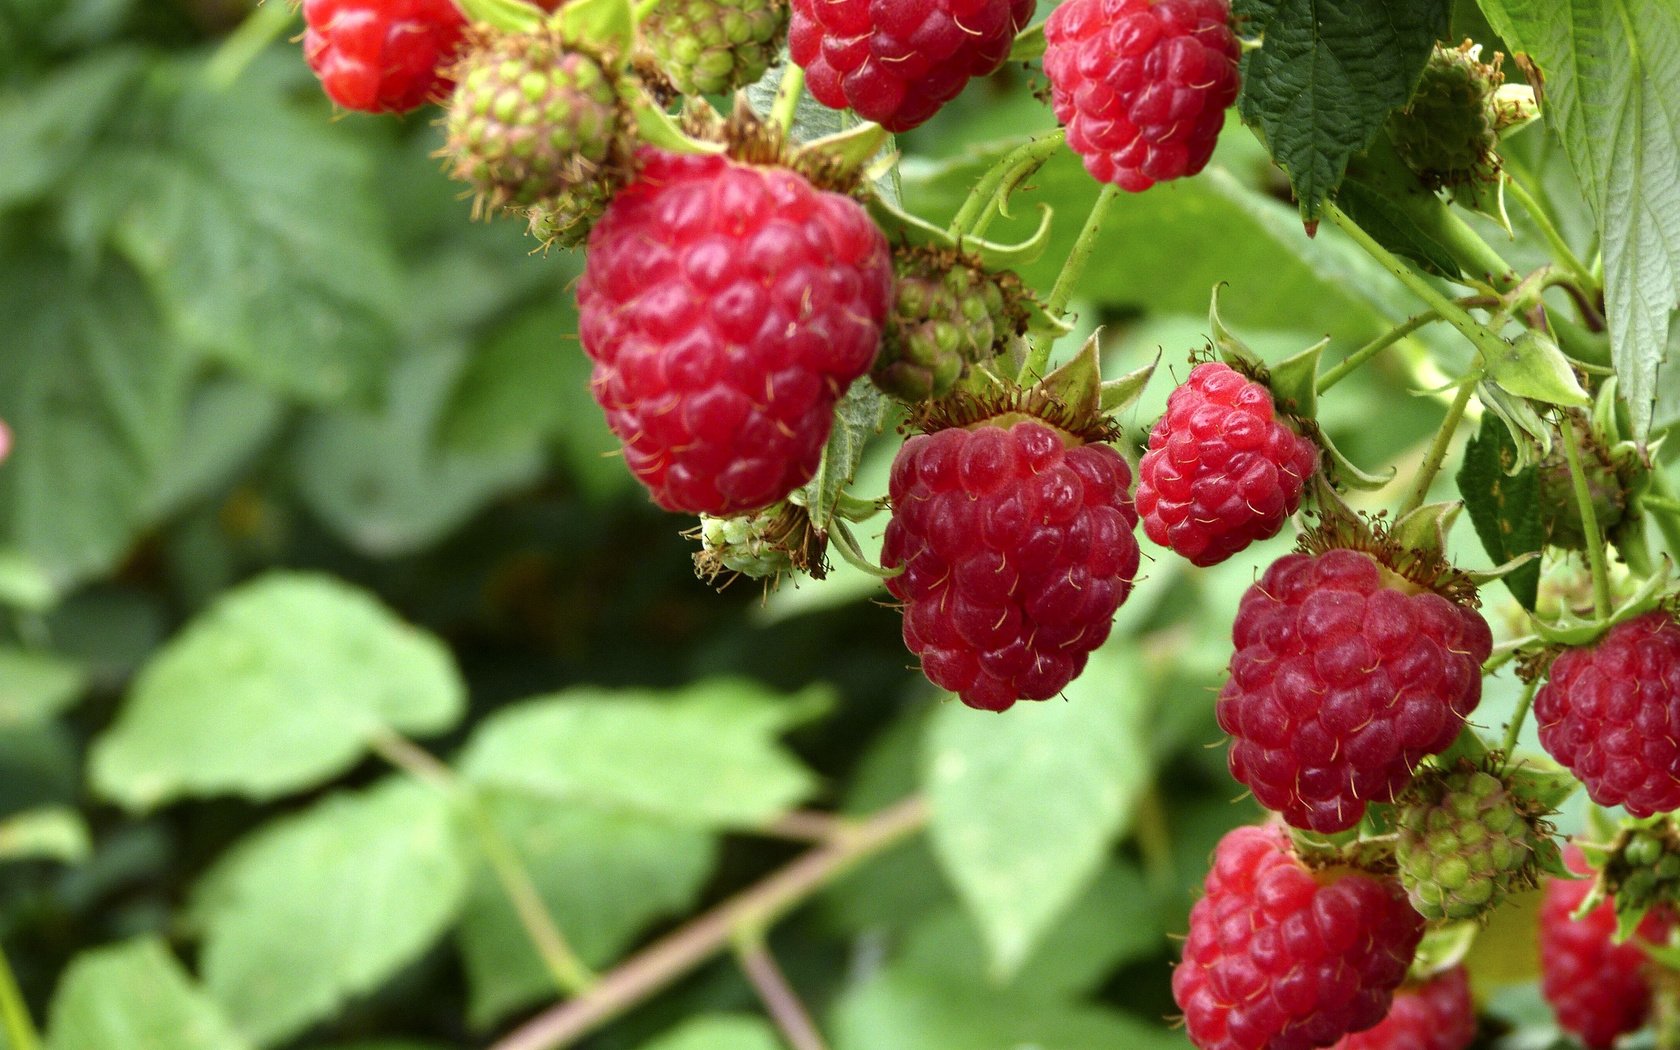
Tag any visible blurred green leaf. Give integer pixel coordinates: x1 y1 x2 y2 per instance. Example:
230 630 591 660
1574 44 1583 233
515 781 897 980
191 778 468 1047
1477 0 1680 440
148 377 285 520
636 1016 782 1050
1234 0 1451 222
457 791 716 1027
459 681 823 828
0 804 89 864
923 644 1152 976
0 49 141 209
91 573 465 809
0 647 84 728
47 937 252 1050
293 345 545 557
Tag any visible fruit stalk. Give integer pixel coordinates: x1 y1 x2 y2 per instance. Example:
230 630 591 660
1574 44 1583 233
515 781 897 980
490 796 930 1050
947 130 1067 240
204 0 297 89
1560 418 1614 619
1314 297 1499 394
1500 673 1541 758
1506 172 1597 293
1397 377 1478 518
0 939 40 1050
1024 183 1118 379
768 61 807 134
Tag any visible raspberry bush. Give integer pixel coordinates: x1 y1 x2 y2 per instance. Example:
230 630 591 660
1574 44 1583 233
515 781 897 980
4 0 1680 1048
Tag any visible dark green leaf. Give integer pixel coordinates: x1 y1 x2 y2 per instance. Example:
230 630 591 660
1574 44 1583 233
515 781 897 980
1456 412 1541 609
0 50 141 209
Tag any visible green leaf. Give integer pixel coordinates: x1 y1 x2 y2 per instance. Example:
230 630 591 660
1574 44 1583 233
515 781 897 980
70 58 403 404
292 345 545 557
636 1016 782 1050
459 681 823 828
797 378 892 531
0 805 90 865
1456 412 1542 609
0 648 84 729
1235 0 1453 222
0 50 142 210
47 938 252 1050
457 791 716 1027
923 644 1151 976
192 779 468 1047
1475 0 1680 439
91 573 465 810
1338 129 1473 278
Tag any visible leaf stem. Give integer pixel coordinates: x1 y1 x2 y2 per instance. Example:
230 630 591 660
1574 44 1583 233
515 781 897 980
489 796 930 1050
947 130 1066 241
1560 420 1614 620
1396 378 1478 518
1505 174 1597 292
203 0 297 90
1501 674 1542 758
0 939 40 1050
768 63 807 136
734 936 830 1050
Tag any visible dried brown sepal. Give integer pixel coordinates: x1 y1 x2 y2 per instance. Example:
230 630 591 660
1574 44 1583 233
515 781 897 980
1297 512 1482 608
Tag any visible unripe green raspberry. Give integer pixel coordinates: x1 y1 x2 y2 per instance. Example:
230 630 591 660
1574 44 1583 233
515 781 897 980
1536 416 1631 550
1397 767 1555 921
642 0 787 96
871 249 1026 404
1606 822 1680 916
1388 41 1505 189
444 30 624 213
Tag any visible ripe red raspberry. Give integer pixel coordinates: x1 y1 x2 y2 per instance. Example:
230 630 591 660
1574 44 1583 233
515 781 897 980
1535 610 1680 817
1136 362 1318 567
1541 845 1672 1050
1043 0 1242 191
1174 824 1425 1050
576 149 892 516
881 417 1141 711
302 0 465 113
1217 547 1493 833
1331 967 1475 1050
788 0 1036 133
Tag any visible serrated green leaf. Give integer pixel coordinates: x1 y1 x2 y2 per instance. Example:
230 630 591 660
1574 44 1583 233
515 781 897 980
458 680 823 829
192 779 468 1047
923 644 1150 977
796 379 892 531
1477 0 1680 440
0 805 89 865
91 573 465 810
48 938 252 1050
457 791 715 1027
636 1016 782 1050
0 647 84 729
1456 412 1542 609
1236 0 1452 222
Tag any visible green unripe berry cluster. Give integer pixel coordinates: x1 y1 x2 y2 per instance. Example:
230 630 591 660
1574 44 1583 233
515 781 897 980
642 0 788 96
871 250 1025 403
1398 768 1550 922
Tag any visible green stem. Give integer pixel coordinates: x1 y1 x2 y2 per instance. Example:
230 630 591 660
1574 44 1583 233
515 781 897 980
947 130 1066 241
1318 312 1446 393
828 521 900 579
0 940 40 1050
1501 674 1542 757
1560 420 1614 620
1020 184 1118 380
1397 378 1478 518
1325 202 1512 364
768 63 806 135
1506 174 1597 291
369 732 595 995
203 0 296 90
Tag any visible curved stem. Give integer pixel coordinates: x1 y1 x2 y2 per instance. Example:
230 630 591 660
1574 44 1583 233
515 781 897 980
1019 184 1118 380
768 63 807 135
1560 420 1614 620
0 940 40 1050
947 130 1066 241
203 0 296 90
1505 174 1597 292
735 936 829 1050
1396 378 1478 518
828 521 900 579
1501 674 1542 758
490 796 930 1050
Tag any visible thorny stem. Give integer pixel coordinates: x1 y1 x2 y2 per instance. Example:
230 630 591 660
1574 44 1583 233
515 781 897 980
735 936 830 1050
1317 312 1448 394
947 130 1067 241
1020 184 1119 381
368 732 596 996
1501 674 1543 758
0 940 40 1050
1483 635 1539 676
203 0 296 90
768 63 806 135
1560 420 1614 620
1505 174 1597 292
490 796 931 1050
1396 378 1478 519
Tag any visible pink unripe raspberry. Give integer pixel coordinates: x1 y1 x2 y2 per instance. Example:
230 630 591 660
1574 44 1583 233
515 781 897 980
1174 824 1426 1050
302 0 465 113
1136 362 1319 567
1043 0 1241 191
576 149 893 516
1331 966 1476 1050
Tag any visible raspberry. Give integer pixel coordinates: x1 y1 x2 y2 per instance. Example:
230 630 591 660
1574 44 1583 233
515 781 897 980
1395 768 1552 922
1387 42 1505 191
1043 0 1241 191
1541 845 1672 1050
444 31 624 213
1331 967 1476 1050
881 416 1141 711
1135 362 1319 567
1216 547 1493 833
1535 610 1680 817
872 250 1024 403
1173 824 1426 1050
643 0 789 96
788 0 1035 133
302 0 465 114
576 149 892 516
